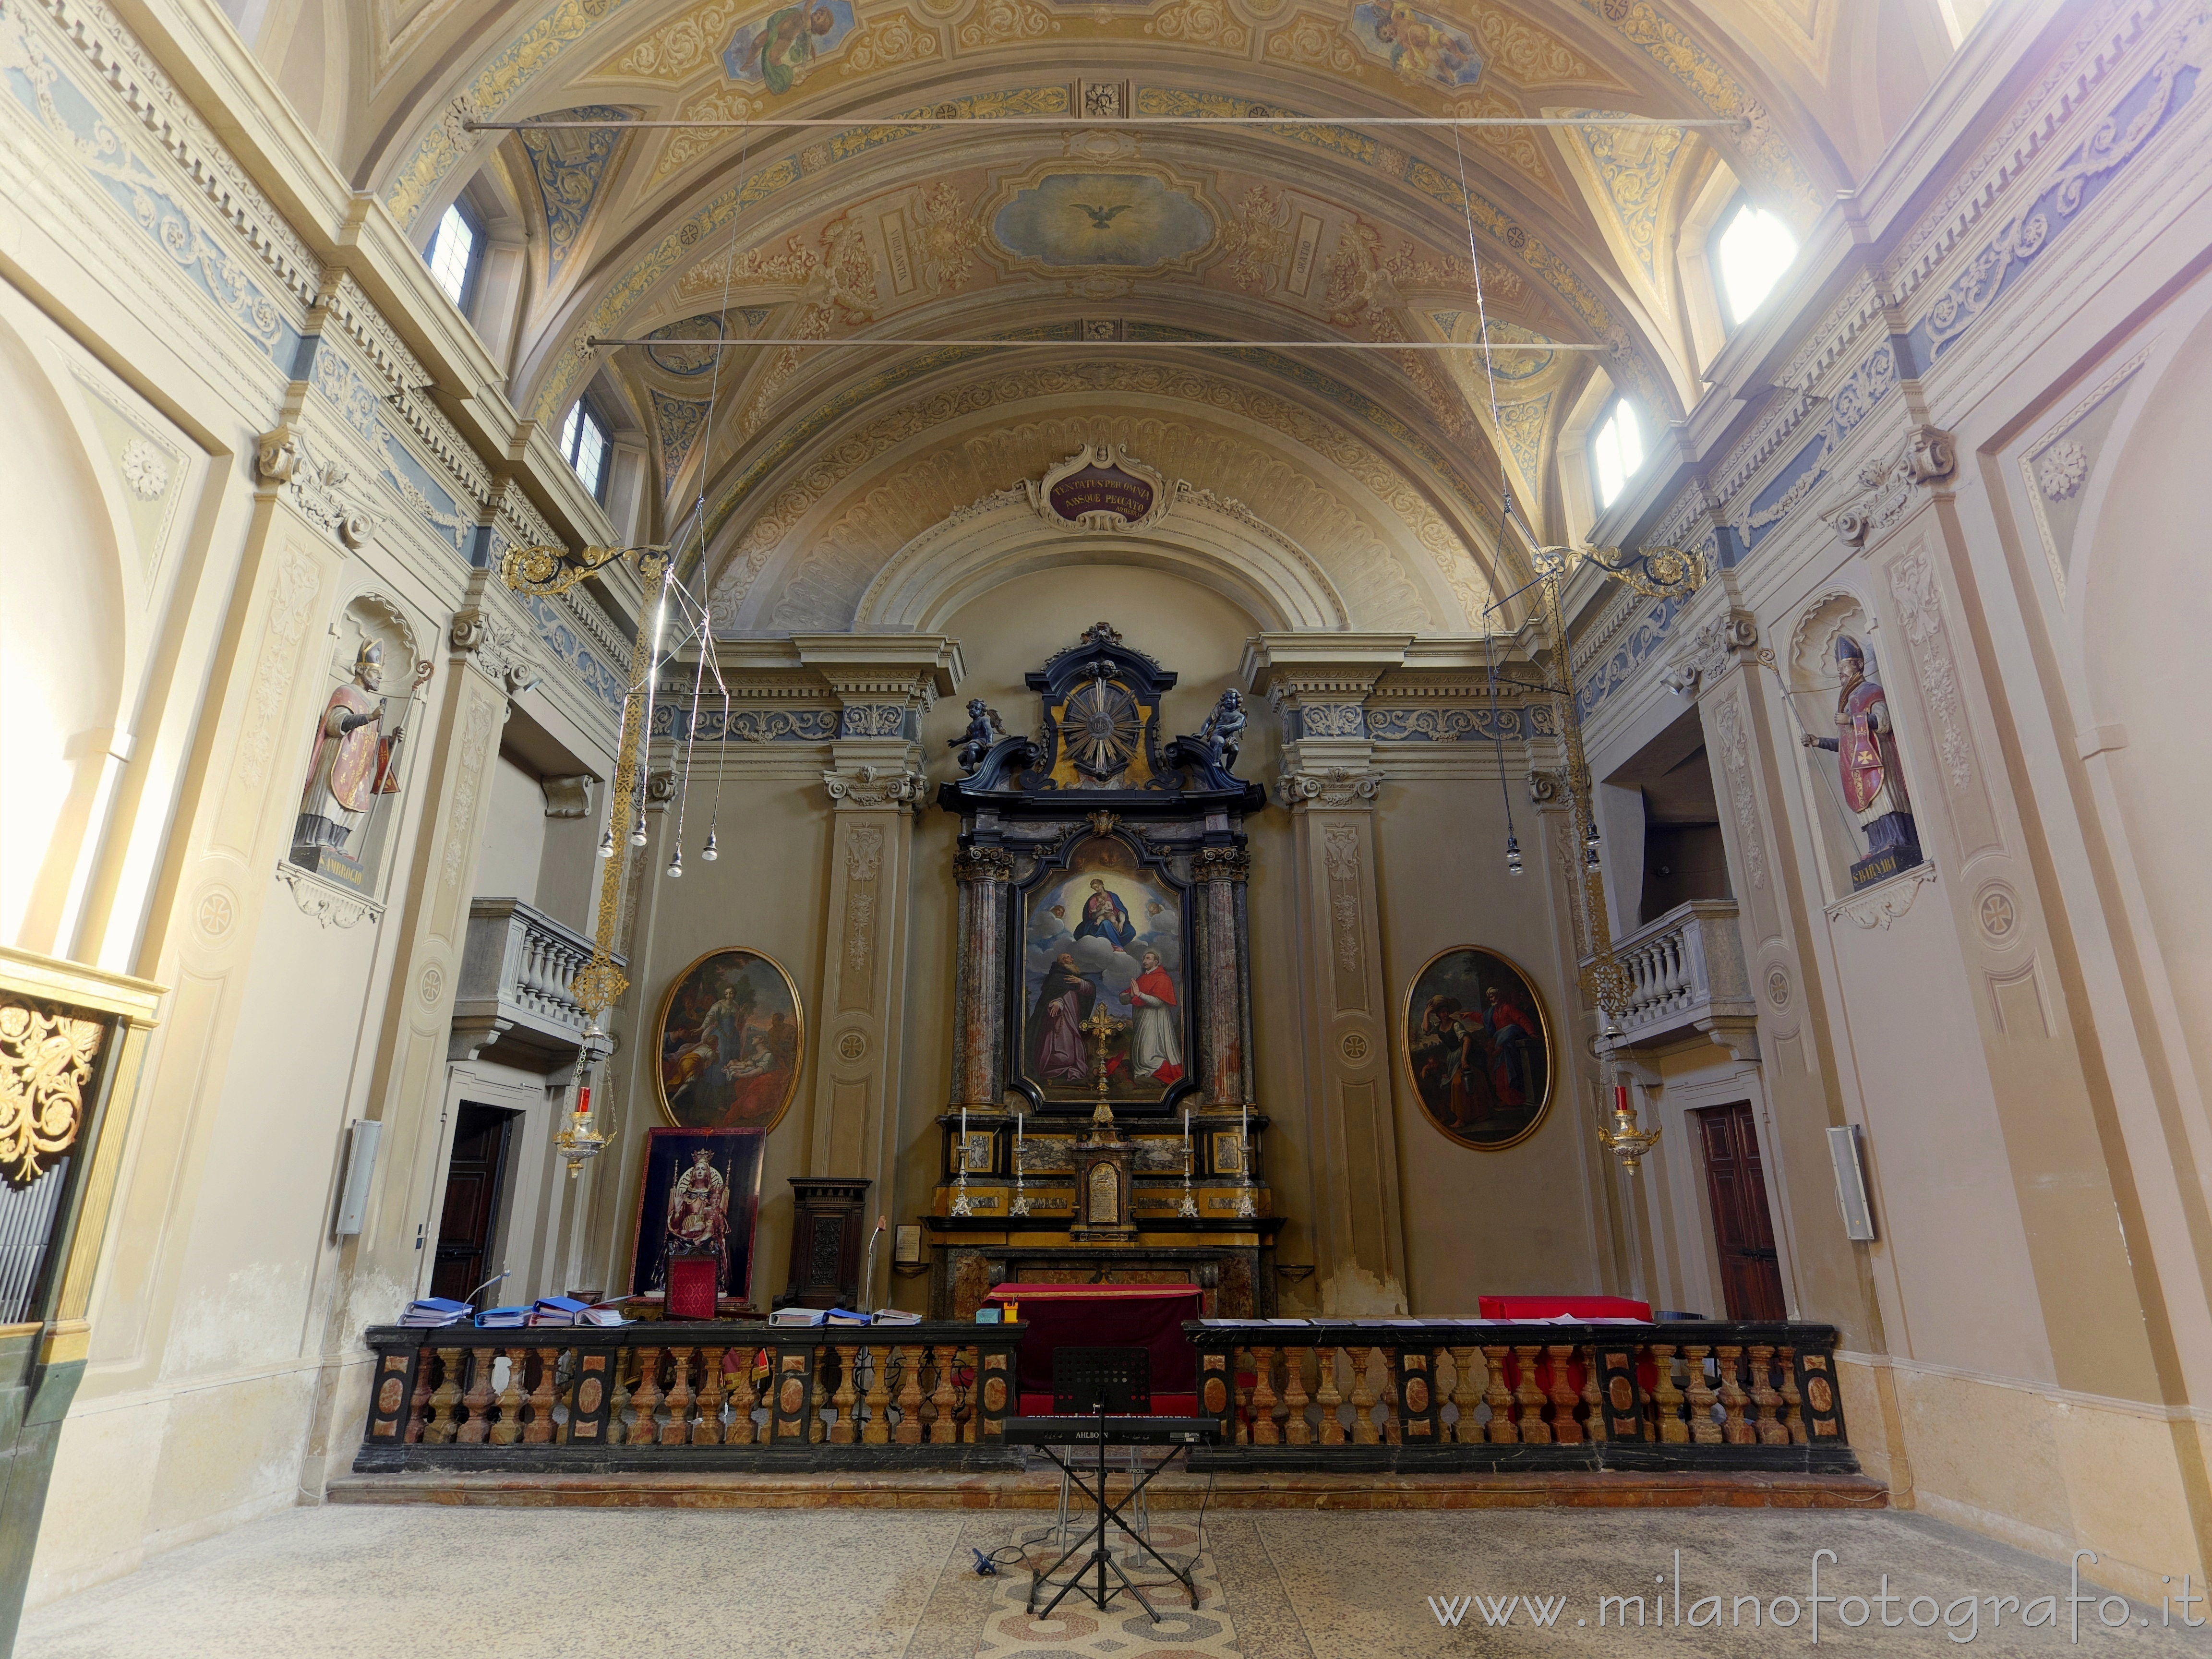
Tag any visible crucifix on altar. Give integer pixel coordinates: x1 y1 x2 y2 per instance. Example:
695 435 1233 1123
1080 1002 1129 1131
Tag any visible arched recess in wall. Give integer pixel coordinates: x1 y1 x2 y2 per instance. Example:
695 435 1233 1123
0 309 128 953
2077 301 2212 1094
853 491 1352 637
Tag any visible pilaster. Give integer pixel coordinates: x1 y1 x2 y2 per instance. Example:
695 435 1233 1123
794 638 960 1302
1246 637 1410 1316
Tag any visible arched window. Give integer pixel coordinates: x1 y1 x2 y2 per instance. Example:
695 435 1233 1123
1589 397 1645 510
424 200 483 313
560 397 613 501
1710 195 1798 328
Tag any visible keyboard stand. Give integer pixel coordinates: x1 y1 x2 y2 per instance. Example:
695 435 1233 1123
1024 1407 1198 1621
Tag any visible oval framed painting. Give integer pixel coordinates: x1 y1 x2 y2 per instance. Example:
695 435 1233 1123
653 948 804 1131
1401 946 1555 1151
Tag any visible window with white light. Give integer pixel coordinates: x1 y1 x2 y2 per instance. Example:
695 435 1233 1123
1589 397 1644 510
1711 195 1798 328
424 200 482 313
561 397 612 501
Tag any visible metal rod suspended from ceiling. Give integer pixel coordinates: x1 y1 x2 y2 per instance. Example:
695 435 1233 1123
466 115 1746 131
587 336 1605 350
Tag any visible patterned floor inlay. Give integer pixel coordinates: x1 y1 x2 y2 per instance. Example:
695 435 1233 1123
20 1503 2200 1658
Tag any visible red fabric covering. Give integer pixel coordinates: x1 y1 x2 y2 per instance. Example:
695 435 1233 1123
666 1257 719 1320
983 1283 1202 1405
1477 1294 1652 1321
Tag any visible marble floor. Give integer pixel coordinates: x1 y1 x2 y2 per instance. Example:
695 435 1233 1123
21 1504 2200 1658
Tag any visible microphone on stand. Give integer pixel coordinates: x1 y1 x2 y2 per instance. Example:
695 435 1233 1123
464 1265 509 1308
861 1216 886 1314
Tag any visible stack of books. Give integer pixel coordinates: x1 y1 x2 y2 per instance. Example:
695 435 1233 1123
769 1306 827 1327
399 1298 470 1328
526 1296 588 1327
826 1308 870 1327
579 1304 627 1327
873 1308 921 1326
475 1305 532 1329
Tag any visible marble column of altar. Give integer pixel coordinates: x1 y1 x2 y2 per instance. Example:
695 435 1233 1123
1195 845 1251 1105
950 846 1015 1106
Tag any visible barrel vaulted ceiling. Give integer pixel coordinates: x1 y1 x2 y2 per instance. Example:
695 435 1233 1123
243 0 1958 635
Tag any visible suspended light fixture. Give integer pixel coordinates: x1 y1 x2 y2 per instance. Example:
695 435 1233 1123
1505 835 1524 877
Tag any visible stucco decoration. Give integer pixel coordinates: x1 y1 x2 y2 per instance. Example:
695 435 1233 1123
712 401 1462 633
521 105 634 281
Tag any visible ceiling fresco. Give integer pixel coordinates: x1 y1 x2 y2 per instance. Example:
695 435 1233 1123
322 0 1864 636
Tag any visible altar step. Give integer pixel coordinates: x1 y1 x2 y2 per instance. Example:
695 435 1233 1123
326 1468 1886 1511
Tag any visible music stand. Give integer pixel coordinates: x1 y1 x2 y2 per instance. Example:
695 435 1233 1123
1025 1346 1197 1622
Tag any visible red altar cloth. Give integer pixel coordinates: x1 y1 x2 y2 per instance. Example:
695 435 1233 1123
982 1283 1202 1417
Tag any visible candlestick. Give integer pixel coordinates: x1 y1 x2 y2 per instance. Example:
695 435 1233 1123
951 1108 973 1216
1010 1109 1030 1217
1236 1100 1255 1218
1178 1109 1197 1217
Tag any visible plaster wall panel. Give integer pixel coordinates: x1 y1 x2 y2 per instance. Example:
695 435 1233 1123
470 754 549 904
161 895 376 1380
1830 894 2051 1381
1375 774 1603 1314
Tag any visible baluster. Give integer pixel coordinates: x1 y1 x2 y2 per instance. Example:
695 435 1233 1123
606 1350 634 1445
727 1346 758 1446
1546 1345 1583 1444
1250 1347 1279 1445
1281 1346 1311 1445
1482 1345 1517 1443
1747 1344 1787 1445
809 1346 829 1443
407 1345 435 1444
1348 1346 1379 1445
695 1346 725 1444
1716 1345 1754 1445
1381 1349 1401 1445
491 1348 527 1445
961 1345 979 1443
425 1347 463 1444
1580 1347 1607 1444
1513 1345 1549 1443
630 1346 664 1446
1314 1346 1345 1446
524 1347 558 1444
1448 1346 1481 1444
1649 1343 1688 1443
863 1345 892 1444
896 1346 926 1444
1777 1346 1807 1444
662 1348 696 1446
830 1344 860 1444
1683 1345 1720 1444
929 1345 958 1444
455 1347 495 1444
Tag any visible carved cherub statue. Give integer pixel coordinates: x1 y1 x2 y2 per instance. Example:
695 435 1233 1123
949 698 1005 773
1198 687 1246 772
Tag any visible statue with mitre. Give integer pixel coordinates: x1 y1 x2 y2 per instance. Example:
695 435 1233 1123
293 640 405 865
1803 635 1921 887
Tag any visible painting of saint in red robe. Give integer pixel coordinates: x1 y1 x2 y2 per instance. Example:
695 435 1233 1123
1403 947 1554 1150
1120 949 1184 1085
654 949 804 1131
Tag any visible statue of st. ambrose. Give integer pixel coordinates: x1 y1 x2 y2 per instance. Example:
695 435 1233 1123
295 640 404 857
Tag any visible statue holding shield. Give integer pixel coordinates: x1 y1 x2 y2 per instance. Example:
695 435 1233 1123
1803 635 1921 888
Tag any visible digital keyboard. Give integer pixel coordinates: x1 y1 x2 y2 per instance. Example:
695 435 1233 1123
1002 1415 1219 1446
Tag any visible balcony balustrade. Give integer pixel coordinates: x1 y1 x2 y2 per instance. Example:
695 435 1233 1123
448 898 620 1068
1588 899 1758 1059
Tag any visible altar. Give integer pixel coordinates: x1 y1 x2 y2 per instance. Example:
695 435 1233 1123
922 622 1286 1317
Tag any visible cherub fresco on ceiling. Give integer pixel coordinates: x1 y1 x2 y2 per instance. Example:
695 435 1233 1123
1347 1 1484 90
723 0 856 96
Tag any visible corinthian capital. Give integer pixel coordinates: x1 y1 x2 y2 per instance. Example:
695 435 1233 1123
822 763 927 810
1276 767 1383 809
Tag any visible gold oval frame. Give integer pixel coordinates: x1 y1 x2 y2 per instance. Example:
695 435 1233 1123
651 947 805 1131
1399 944 1556 1152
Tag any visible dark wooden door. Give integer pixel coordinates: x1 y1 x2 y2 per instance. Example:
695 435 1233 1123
430 1104 517 1305
1693 1102 1787 1320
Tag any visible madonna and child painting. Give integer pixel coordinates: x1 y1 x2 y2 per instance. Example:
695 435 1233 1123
1020 836 1190 1109
654 949 803 1131
1403 946 1554 1150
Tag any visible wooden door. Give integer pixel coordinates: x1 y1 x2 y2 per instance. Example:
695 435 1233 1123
430 1104 516 1305
1693 1102 1786 1320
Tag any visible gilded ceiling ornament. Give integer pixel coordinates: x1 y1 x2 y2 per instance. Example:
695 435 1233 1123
0 1001 104 1185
